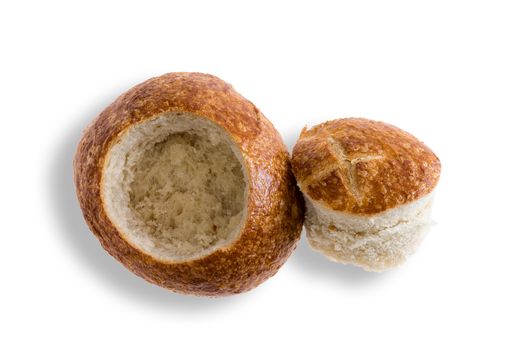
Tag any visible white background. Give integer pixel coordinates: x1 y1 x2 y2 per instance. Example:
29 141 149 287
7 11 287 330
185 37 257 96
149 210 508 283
1 1 531 349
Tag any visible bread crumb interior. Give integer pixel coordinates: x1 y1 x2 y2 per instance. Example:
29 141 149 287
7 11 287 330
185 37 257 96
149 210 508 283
304 193 434 271
102 113 247 261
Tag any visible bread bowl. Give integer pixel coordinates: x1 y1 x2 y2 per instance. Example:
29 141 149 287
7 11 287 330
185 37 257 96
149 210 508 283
291 118 440 271
74 73 303 296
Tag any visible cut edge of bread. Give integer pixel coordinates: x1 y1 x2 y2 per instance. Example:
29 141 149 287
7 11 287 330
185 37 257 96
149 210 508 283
304 192 435 272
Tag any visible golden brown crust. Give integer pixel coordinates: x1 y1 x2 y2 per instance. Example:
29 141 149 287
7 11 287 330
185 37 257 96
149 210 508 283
291 118 440 215
74 73 303 296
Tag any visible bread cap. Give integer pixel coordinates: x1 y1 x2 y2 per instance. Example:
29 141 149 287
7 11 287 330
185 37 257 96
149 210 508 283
292 118 440 215
74 73 303 296
291 118 440 271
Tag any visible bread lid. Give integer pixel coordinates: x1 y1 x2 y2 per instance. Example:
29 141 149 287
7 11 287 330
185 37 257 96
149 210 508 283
291 118 441 215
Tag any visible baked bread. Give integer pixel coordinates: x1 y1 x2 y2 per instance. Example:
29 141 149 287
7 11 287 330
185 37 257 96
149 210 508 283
291 118 440 271
74 73 303 296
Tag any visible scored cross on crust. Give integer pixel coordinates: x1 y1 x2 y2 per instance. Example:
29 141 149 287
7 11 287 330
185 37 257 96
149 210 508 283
326 137 383 198
299 136 384 200
292 118 441 215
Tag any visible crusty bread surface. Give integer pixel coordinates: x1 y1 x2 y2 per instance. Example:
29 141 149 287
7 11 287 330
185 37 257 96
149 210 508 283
292 118 440 215
292 118 440 271
74 73 304 296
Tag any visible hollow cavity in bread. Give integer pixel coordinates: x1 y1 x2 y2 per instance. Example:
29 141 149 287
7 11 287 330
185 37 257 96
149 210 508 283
74 72 304 296
102 112 248 262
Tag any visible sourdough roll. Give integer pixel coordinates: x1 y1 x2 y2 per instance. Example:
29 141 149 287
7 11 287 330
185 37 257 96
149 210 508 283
74 73 303 296
291 118 440 271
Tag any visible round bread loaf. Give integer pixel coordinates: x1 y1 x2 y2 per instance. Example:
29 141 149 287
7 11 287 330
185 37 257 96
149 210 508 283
74 73 303 296
291 118 440 271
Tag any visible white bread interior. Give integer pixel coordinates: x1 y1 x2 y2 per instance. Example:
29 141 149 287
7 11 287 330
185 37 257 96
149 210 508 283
304 193 434 272
101 112 248 262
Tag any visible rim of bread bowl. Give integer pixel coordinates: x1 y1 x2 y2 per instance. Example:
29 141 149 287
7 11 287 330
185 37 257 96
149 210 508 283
100 111 251 264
